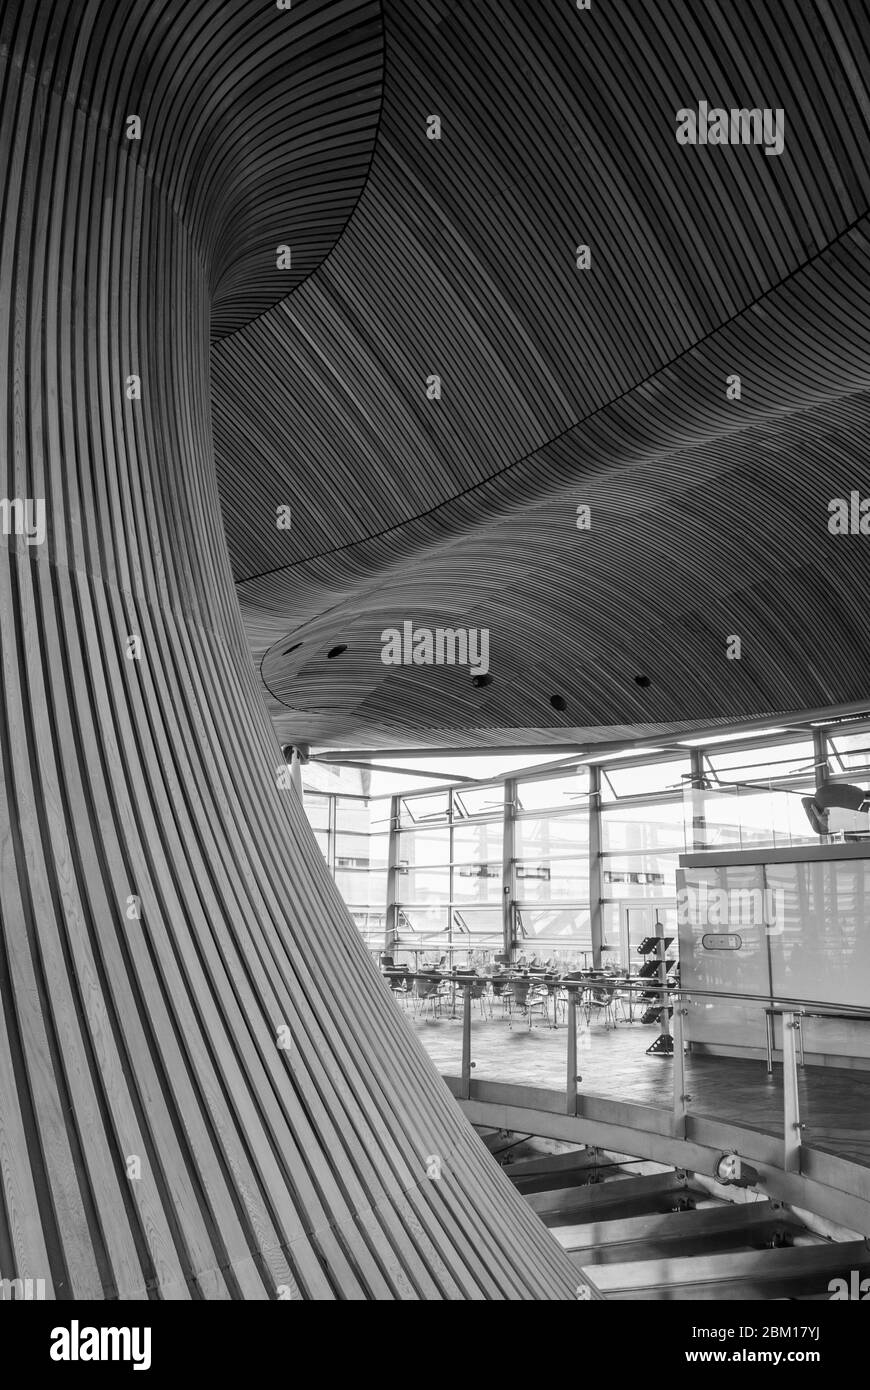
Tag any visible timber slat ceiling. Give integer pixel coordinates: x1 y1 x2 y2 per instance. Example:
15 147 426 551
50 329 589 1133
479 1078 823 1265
0 0 587 1299
211 0 870 750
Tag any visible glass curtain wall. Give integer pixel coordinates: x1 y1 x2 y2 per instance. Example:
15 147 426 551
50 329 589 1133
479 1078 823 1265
300 775 390 952
301 718 870 960
514 771 590 962
396 785 504 966
599 759 689 953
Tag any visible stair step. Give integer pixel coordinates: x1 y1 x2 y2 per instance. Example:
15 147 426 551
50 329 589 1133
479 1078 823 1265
528 1170 694 1223
552 1199 806 1264
579 1239 870 1300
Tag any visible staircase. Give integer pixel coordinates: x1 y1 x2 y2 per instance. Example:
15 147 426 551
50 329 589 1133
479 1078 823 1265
504 1151 870 1300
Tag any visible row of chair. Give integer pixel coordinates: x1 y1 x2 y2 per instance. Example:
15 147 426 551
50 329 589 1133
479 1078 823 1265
385 971 626 1031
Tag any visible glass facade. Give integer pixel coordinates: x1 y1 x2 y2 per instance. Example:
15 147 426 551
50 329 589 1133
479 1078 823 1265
301 720 870 963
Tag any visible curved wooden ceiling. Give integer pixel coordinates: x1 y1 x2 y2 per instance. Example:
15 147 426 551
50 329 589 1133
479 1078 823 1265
212 0 870 750
0 0 587 1299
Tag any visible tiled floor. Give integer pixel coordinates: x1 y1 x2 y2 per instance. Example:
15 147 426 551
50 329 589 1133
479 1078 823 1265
401 998 870 1168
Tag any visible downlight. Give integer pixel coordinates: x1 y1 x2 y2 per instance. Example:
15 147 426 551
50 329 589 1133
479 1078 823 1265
550 694 567 712
472 673 493 688
634 674 651 688
327 644 347 659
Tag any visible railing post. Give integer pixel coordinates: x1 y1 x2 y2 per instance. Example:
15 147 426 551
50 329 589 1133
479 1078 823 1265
460 983 472 1100
782 1009 802 1174
672 995 688 1139
566 987 578 1116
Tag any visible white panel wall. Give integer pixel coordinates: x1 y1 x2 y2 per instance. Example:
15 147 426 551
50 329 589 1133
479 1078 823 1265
678 864 770 1052
679 856 870 1062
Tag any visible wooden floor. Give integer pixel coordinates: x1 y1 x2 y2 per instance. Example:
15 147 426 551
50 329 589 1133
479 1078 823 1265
404 1003 870 1169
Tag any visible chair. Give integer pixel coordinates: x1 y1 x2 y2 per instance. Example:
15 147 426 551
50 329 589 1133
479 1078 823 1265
386 969 412 1009
585 980 619 1029
489 975 512 1021
542 975 563 1027
511 976 548 1030
468 979 490 1020
415 974 448 1020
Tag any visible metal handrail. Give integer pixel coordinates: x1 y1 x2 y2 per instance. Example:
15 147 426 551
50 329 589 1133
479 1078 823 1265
384 966 870 1019
383 965 870 1179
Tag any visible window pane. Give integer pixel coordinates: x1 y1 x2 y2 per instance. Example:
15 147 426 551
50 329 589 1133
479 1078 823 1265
601 758 690 799
515 860 589 902
452 820 502 860
600 902 621 952
451 907 503 937
400 791 450 825
517 907 591 948
829 729 870 776
516 771 588 812
397 866 450 903
305 793 330 830
705 740 815 780
452 863 501 903
398 828 451 866
335 797 385 834
601 854 676 895
452 785 505 819
334 831 388 869
515 815 587 856
600 801 686 852
334 869 386 906
396 906 449 940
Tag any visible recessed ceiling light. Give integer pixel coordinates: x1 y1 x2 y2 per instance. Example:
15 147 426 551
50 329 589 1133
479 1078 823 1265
472 673 493 688
282 642 302 656
678 727 790 746
634 675 652 688
550 694 567 712
327 645 347 659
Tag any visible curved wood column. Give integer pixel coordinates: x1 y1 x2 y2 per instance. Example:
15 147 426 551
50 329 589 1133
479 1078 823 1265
0 1 580 1299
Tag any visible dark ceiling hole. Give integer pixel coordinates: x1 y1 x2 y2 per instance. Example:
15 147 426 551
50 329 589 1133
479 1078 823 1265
472 673 493 688
282 643 302 657
327 645 347 659
634 675 652 688
550 694 567 712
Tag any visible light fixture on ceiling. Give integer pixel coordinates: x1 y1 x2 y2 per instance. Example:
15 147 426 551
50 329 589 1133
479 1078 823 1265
586 746 667 761
809 711 870 727
678 727 790 747
327 644 347 659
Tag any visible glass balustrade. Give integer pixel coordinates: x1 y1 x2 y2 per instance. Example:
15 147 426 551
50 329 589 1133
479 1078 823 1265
382 965 870 1178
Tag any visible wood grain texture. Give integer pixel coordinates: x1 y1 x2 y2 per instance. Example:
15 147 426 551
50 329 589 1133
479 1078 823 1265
213 0 870 749
0 0 585 1299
